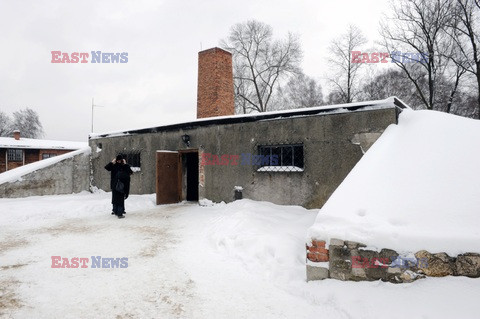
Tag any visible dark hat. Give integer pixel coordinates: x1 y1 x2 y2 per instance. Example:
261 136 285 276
116 154 123 161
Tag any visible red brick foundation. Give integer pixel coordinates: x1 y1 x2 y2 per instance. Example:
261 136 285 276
306 240 329 262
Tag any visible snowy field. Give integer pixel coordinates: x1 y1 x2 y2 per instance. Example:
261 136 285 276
1 192 479 319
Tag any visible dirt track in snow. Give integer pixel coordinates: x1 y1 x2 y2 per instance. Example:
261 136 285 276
0 204 199 318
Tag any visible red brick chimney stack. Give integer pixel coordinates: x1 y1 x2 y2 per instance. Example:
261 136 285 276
13 130 20 140
197 47 234 119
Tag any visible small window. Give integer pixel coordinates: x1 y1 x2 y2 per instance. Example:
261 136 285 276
120 152 141 168
7 149 23 162
42 153 57 159
257 144 304 172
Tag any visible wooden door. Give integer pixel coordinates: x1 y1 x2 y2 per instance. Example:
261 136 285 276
156 151 181 205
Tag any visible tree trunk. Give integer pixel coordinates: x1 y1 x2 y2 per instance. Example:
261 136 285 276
477 67 480 119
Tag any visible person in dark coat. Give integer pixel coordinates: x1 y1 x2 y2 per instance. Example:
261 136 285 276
105 154 133 218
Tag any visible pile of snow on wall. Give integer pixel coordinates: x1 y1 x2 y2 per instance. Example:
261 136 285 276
308 109 480 255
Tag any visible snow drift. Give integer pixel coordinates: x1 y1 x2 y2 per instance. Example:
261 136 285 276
308 109 480 255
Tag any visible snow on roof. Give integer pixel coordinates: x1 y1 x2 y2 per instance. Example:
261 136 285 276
308 109 480 255
0 137 87 150
0 146 91 185
89 97 408 139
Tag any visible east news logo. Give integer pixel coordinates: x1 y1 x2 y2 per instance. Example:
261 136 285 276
51 51 128 63
51 256 128 268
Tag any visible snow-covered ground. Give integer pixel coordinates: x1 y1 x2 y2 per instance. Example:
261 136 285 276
309 109 480 255
1 192 479 318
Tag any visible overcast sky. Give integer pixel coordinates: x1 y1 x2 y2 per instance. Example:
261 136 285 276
0 0 390 141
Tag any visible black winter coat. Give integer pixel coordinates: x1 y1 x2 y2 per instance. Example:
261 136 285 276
105 162 133 205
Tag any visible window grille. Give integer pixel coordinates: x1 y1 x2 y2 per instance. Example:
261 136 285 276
120 152 141 168
256 144 304 172
7 149 23 162
42 153 57 159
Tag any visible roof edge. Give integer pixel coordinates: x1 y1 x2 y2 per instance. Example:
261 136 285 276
89 97 399 140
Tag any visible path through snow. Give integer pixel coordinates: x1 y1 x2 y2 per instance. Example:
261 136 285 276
1 192 479 318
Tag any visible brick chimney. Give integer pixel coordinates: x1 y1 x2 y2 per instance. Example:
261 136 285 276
197 47 234 119
13 130 20 140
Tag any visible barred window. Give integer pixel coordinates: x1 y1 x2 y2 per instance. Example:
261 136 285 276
120 152 141 167
257 144 304 172
7 149 23 162
42 153 57 159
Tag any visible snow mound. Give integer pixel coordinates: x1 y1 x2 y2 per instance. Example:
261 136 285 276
199 198 215 206
0 147 91 185
308 109 480 255
205 199 316 281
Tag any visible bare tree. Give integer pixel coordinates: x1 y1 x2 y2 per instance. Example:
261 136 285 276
326 91 345 105
221 20 302 113
232 59 254 114
449 87 480 117
380 0 464 111
442 61 467 114
327 25 368 104
360 69 425 107
0 110 12 137
11 108 44 138
280 73 323 108
446 0 480 118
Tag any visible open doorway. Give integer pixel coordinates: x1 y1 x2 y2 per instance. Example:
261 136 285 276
155 149 199 205
180 150 199 201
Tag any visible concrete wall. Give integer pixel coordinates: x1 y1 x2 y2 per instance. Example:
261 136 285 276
90 108 397 208
0 151 90 198
0 148 73 173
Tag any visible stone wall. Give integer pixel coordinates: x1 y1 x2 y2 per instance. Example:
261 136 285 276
306 239 480 283
0 150 90 198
